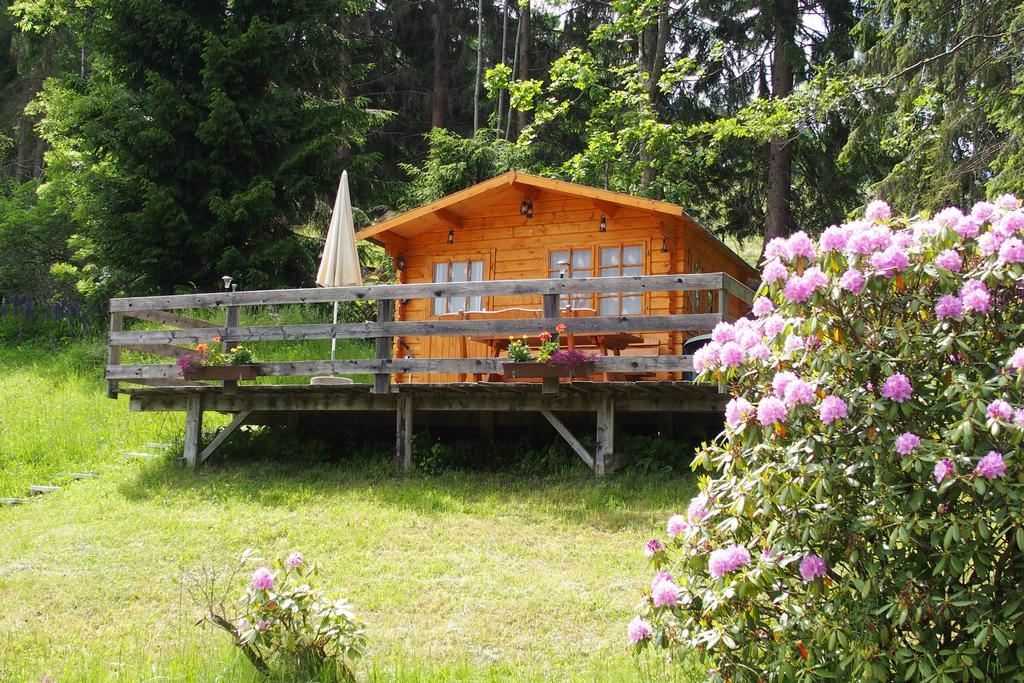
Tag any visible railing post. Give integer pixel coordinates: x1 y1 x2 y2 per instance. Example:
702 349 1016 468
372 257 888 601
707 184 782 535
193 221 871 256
106 312 123 398
374 299 395 394
718 274 728 322
223 305 240 394
542 293 560 394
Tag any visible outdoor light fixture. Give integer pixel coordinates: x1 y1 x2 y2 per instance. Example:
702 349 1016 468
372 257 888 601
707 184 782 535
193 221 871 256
447 226 455 244
221 275 234 291
661 237 668 253
557 260 569 279
599 214 607 232
396 254 407 271
519 197 533 218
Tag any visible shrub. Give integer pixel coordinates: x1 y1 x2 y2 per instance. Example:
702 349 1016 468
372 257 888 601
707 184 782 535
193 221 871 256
633 195 1024 681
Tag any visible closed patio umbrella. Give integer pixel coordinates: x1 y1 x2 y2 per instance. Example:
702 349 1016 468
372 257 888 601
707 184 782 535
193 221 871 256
316 170 362 363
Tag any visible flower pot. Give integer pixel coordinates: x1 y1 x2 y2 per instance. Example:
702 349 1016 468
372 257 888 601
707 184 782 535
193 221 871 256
181 365 260 381
501 361 595 379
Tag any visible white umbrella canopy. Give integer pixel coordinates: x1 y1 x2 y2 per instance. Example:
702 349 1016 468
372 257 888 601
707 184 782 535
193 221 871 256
317 170 362 364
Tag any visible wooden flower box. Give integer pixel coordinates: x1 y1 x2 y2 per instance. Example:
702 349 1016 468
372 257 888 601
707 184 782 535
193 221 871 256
501 361 595 379
182 365 260 381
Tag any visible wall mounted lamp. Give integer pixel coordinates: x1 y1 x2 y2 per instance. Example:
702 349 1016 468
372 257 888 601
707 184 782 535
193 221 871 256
519 197 534 218
396 254 407 271
221 275 234 291
661 237 668 253
599 214 607 232
447 226 455 244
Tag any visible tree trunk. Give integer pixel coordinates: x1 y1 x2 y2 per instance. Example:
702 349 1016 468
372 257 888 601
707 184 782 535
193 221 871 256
473 0 484 133
765 0 797 244
639 0 669 194
431 0 448 129
515 0 530 135
497 0 509 131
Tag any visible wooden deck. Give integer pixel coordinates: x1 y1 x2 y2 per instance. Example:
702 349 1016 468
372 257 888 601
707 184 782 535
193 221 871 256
106 273 752 474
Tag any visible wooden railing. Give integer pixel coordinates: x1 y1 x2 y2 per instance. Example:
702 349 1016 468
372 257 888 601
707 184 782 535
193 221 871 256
105 272 755 396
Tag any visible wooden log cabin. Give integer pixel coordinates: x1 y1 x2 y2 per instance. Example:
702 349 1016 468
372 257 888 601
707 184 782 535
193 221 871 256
356 172 759 382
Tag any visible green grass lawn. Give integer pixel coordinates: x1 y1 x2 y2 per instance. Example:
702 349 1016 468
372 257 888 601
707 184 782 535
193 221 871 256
0 340 703 682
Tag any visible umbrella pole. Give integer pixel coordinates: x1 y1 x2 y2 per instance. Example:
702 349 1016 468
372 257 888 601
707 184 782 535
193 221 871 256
331 301 338 364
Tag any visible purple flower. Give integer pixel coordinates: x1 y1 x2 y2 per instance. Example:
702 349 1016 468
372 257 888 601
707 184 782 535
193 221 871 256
783 378 816 407
935 207 964 229
998 237 1024 264
725 397 754 429
757 397 788 426
933 249 963 272
818 395 848 424
995 193 1020 211
644 539 665 558
627 615 652 644
955 216 982 239
934 459 954 484
975 451 1007 479
666 514 688 538
255 619 271 632
839 268 864 293
977 231 1003 256
799 555 828 582
988 399 1014 421
651 571 674 591
751 297 775 317
1011 347 1024 371
708 544 751 579
895 432 920 456
786 231 816 260
783 275 813 303
960 279 991 314
285 551 303 568
711 321 737 344
547 349 597 370
869 247 909 276
880 373 913 403
651 579 680 608
762 315 787 340
772 371 798 398
935 295 963 320
819 225 849 252
865 200 891 222
251 568 274 591
719 342 745 367
1015 409 1024 428
692 343 719 372
762 259 788 284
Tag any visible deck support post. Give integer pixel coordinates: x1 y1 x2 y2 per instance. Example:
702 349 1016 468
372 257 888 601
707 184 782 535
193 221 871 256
541 293 561 395
479 411 494 441
596 395 614 476
395 393 413 474
183 394 203 469
107 312 123 398
374 299 395 394
540 410 594 470
198 409 252 464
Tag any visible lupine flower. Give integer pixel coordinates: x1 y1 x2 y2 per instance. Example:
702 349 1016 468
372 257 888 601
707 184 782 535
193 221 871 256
708 545 751 578
719 342 744 367
799 555 828 582
762 259 788 283
725 397 754 428
644 539 665 557
772 371 798 398
933 249 963 272
751 297 775 317
934 459 954 484
251 568 274 591
975 451 1007 479
935 295 963 320
818 396 848 424
988 400 1013 421
998 237 1024 264
880 373 913 403
783 379 816 407
839 268 864 293
666 515 688 538
627 616 652 644
651 579 680 608
895 432 920 456
757 397 788 426
960 279 991 314
865 200 891 222
687 495 709 523
286 551 303 568
1012 348 1024 371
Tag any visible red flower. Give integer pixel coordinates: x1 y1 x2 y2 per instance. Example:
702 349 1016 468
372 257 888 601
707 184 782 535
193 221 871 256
538 331 552 341
555 323 567 334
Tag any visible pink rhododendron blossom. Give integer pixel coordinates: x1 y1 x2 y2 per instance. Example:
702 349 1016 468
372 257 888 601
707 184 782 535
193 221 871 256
746 342 771 361
971 201 996 222
869 247 909 276
651 579 680 607
880 373 913 403
751 296 775 317
988 399 1013 421
960 279 991 314
998 237 1024 263
839 268 864 293
757 397 788 426
762 315 787 339
285 551 303 568
895 432 920 456
799 555 828 582
666 515 688 538
627 616 652 644
786 232 815 261
1000 211 1024 232
644 539 665 557
764 238 788 262
1015 409 1024 428
818 395 848 424
783 334 807 354
762 259 788 283
819 225 849 251
725 397 754 428
783 378 816 407
933 249 963 272
935 207 964 229
687 495 709 523
934 459 954 484
761 548 778 562
708 544 751 579
935 295 963 320
255 619 271 632
692 343 720 372
711 321 736 344
651 571 674 591
719 342 744 367
977 231 1003 256
783 275 813 303
865 200 891 222
251 568 274 591
1011 348 1024 370
975 451 1007 479
995 193 1020 211
771 371 798 398
954 216 981 239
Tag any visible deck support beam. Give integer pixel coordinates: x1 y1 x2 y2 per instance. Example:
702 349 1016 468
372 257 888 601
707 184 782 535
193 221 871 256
198 409 252 464
540 410 594 470
374 299 395 394
596 395 614 476
183 395 203 469
395 394 413 473
541 293 561 395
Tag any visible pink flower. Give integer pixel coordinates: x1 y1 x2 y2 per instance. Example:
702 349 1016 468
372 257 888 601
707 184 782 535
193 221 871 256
651 571 674 591
819 225 849 252
627 615 652 644
975 451 1007 479
687 495 709 523
783 275 813 303
995 193 1020 211
1015 409 1024 428
971 201 996 222
933 249 963 272
251 568 274 591
799 555 828 581
764 238 788 262
880 373 913 403
935 295 963 320
751 297 775 317
839 268 864 293
711 321 737 344
998 237 1024 263
865 200 891 222
1010 347 1024 371
869 247 909 276
757 397 788 426
977 231 1003 256
762 259 788 284
762 315 787 340
999 211 1024 233
692 343 719 372
666 514 688 538
960 279 991 314
772 371 798 398
255 619 271 632
988 399 1013 421
708 544 751 578
644 539 665 557
725 397 754 428
818 395 848 424
286 552 303 568
954 216 981 239
719 342 744 367
651 579 680 607
935 207 964 229
895 432 920 456
934 459 954 484
786 231 815 260
783 378 816 407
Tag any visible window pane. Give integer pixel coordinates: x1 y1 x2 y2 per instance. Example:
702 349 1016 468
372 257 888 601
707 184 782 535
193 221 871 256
623 266 642 277
623 246 642 265
573 250 592 270
600 266 619 278
549 270 561 279
434 262 448 283
470 261 484 281
599 297 619 315
450 261 468 282
600 247 619 266
621 296 642 315
550 251 569 270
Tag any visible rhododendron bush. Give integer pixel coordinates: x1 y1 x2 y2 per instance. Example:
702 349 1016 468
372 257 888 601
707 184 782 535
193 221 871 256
633 196 1024 681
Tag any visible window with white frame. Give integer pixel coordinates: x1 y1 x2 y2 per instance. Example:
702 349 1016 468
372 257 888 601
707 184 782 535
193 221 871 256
597 245 644 315
433 259 485 315
548 248 593 309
